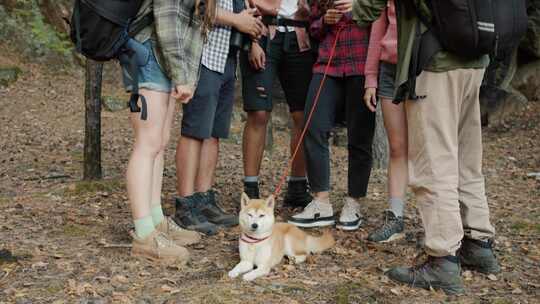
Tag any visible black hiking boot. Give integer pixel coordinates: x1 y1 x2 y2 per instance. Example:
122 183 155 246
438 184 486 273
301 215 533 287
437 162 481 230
283 179 312 209
367 210 405 243
197 190 238 227
458 238 501 274
244 181 260 199
386 255 465 295
174 195 218 236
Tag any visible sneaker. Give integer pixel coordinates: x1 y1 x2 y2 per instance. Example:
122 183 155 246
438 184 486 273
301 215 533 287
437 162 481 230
283 179 313 209
386 255 465 295
288 199 334 228
156 216 201 246
244 181 260 199
336 197 363 231
367 210 405 242
131 230 190 264
173 195 218 236
197 190 239 227
458 238 501 274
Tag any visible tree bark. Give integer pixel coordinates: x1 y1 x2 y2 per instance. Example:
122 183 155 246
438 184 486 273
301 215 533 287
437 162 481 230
372 105 389 169
83 59 103 180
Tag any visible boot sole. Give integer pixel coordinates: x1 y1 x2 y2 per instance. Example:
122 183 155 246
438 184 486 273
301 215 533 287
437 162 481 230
336 222 363 231
388 276 465 295
131 248 190 265
288 219 335 228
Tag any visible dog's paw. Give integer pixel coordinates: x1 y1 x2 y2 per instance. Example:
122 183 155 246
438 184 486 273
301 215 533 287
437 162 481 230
242 272 259 281
228 270 240 279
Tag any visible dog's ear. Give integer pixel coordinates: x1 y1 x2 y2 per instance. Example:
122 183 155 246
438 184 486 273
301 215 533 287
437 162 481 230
241 192 250 209
266 195 275 209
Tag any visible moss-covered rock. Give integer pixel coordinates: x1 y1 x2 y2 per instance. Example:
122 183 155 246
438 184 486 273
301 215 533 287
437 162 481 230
0 66 21 87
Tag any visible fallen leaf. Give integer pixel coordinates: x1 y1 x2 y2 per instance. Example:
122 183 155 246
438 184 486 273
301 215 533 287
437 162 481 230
487 274 498 281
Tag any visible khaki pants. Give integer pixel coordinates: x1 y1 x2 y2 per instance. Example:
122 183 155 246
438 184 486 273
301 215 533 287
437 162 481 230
406 69 496 257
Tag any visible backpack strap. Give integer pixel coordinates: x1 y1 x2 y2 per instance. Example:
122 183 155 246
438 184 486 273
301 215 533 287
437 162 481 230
128 13 154 37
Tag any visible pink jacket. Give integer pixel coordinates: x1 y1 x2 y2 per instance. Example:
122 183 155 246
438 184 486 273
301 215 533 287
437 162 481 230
364 0 398 88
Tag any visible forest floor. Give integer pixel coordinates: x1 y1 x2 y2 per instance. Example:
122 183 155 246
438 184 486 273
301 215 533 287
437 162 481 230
0 45 539 304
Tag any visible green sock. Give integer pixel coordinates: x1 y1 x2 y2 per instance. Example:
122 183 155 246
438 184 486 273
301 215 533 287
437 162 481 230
134 216 155 239
151 205 165 226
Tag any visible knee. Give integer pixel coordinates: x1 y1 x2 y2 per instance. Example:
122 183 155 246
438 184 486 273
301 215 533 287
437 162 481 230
389 138 407 159
247 111 270 127
134 135 164 158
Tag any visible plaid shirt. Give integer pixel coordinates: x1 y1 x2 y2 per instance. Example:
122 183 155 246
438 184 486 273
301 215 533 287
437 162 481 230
201 0 234 73
309 2 370 77
136 0 205 87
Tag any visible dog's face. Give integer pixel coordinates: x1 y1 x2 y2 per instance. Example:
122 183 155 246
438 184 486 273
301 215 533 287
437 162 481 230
239 193 275 235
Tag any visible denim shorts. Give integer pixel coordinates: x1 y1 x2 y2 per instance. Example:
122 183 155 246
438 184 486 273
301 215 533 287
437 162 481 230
378 61 397 100
121 39 172 93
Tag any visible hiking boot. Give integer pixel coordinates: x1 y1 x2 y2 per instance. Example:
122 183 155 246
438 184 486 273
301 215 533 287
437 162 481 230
283 179 313 209
386 255 465 295
156 216 201 246
174 195 218 236
458 238 501 274
197 190 238 227
288 199 335 228
367 210 405 242
336 197 363 231
244 181 260 199
131 230 190 264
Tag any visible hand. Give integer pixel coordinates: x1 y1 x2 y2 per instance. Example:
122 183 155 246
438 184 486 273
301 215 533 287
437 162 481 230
363 87 377 112
324 9 343 25
171 85 194 104
334 0 353 13
234 8 264 38
249 42 266 70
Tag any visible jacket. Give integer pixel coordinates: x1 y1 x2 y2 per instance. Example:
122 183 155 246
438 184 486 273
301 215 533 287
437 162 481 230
134 0 205 88
352 0 489 102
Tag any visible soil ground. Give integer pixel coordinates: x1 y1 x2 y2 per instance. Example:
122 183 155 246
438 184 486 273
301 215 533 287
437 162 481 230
0 45 539 304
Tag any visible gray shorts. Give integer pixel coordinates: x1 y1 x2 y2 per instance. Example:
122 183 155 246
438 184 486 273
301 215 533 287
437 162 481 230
181 55 237 140
378 62 397 100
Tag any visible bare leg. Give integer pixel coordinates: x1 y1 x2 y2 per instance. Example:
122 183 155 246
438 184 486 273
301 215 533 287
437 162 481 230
290 111 307 177
151 97 177 207
242 111 270 177
195 138 219 193
176 135 203 197
127 89 170 220
381 99 408 200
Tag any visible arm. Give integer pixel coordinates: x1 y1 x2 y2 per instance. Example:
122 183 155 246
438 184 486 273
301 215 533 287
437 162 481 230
215 8 263 37
364 9 387 89
352 0 387 27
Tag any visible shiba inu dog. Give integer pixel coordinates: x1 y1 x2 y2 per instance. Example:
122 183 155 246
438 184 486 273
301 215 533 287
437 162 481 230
228 193 335 281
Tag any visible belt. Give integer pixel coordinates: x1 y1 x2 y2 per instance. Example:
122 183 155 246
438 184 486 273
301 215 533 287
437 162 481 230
261 16 309 28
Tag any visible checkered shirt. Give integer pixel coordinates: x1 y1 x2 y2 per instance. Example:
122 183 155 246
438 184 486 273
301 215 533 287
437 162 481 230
201 0 234 74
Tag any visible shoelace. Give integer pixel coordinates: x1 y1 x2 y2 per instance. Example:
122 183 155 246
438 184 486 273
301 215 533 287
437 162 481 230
300 200 324 217
378 212 398 237
155 232 176 248
168 218 188 232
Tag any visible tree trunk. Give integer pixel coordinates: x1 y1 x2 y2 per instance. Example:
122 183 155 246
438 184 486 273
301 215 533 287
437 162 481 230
372 105 388 169
83 59 103 180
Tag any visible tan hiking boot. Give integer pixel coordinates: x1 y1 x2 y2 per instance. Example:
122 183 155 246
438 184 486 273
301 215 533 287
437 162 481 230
156 217 201 246
131 230 190 264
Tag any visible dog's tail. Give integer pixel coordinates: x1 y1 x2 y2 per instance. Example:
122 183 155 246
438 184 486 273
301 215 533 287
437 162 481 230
306 230 335 253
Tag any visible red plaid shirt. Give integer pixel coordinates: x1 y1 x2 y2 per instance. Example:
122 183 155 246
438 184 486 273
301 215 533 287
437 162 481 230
309 2 370 77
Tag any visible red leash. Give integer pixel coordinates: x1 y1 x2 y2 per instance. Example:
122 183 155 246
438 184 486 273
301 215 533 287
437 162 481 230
273 26 345 198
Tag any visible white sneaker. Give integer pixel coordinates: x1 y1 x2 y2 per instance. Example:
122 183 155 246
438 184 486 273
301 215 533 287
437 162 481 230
288 199 335 228
336 197 363 231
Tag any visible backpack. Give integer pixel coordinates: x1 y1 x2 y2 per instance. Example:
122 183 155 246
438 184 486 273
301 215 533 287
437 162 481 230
415 0 528 62
70 0 154 120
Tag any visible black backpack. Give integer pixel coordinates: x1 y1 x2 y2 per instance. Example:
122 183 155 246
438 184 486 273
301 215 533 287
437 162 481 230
70 0 154 120
415 0 528 65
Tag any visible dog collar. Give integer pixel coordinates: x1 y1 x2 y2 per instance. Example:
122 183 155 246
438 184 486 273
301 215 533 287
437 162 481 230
240 233 271 244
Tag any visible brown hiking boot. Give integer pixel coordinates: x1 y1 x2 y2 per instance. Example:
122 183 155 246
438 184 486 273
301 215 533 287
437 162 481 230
156 217 201 246
131 230 190 264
